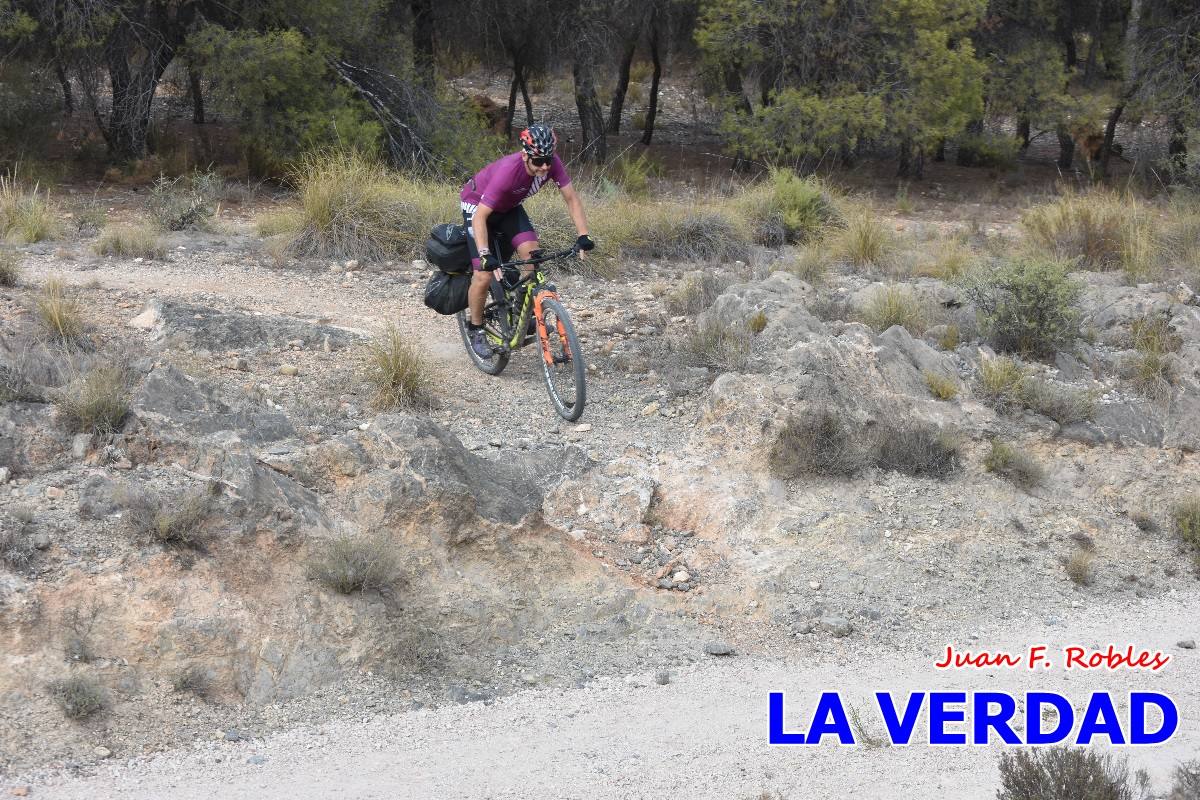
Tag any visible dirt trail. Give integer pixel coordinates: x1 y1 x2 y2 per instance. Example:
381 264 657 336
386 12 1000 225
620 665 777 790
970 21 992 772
32 588 1200 800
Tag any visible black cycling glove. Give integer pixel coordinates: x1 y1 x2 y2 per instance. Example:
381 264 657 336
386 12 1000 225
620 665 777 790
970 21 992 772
576 234 595 252
481 252 500 271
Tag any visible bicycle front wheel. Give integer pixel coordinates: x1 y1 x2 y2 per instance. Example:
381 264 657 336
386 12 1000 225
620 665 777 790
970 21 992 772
537 298 586 421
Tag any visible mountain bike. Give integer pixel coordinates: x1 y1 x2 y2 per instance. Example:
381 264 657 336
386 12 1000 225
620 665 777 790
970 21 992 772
456 245 587 421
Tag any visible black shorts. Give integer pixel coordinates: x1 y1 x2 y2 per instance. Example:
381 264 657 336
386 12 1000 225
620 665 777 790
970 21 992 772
461 204 539 271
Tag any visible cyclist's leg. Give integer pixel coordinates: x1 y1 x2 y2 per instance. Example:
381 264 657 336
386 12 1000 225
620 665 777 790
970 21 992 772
463 204 501 327
507 205 540 275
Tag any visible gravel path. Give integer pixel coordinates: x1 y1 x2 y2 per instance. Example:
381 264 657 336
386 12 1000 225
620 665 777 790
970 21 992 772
30 588 1200 800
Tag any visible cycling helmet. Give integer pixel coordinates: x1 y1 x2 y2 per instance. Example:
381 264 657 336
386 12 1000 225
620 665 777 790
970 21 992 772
520 124 557 158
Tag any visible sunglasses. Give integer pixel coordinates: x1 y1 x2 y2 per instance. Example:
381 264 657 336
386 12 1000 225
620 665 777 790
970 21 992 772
529 156 552 167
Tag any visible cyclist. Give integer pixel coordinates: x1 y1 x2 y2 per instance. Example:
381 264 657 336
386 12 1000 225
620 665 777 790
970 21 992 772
460 123 594 359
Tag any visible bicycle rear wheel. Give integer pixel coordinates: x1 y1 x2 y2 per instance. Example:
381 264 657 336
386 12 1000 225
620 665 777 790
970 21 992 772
457 308 510 376
537 298 586 421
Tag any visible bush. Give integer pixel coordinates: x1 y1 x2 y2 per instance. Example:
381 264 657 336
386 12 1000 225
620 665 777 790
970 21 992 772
147 170 225 230
871 421 960 478
738 168 842 246
0 249 20 286
1170 760 1200 800
984 439 1045 489
978 357 1093 422
1174 496 1200 549
0 513 35 570
769 411 867 478
1066 547 1095 586
924 371 959 400
1130 511 1157 532
859 284 928 334
684 316 752 372
748 310 768 334
603 150 662 198
979 356 1032 409
914 239 975 280
954 133 1020 170
120 485 217 549
665 272 729 317
47 675 107 720
1129 313 1182 398
964 258 1082 358
95 224 168 259
1021 191 1159 279
36 278 85 343
997 746 1146 800
0 173 58 244
172 665 213 699
831 212 893 268
307 533 398 594
55 366 130 434
366 325 435 410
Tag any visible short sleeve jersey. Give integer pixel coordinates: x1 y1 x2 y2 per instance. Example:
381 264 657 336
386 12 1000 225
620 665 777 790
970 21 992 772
460 152 571 214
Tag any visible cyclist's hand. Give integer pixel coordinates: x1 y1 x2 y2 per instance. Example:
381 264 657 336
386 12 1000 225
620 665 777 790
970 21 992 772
575 234 595 252
481 252 500 271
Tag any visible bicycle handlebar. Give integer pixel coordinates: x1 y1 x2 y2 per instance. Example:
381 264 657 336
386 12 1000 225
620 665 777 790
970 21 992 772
499 245 579 270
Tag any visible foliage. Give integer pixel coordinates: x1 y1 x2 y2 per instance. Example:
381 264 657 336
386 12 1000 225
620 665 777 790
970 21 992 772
147 170 225 230
914 239 976 280
684 315 752 372
601 150 663 198
769 410 867 478
954 132 1021 170
665 272 730 316
307 533 399 594
1175 496 1200 549
871 420 960 477
0 512 35 570
55 366 129 435
984 439 1045 489
120 485 218 549
0 249 20 286
35 278 85 343
963 258 1082 358
95 225 168 259
1020 192 1158 277
0 61 62 162
46 675 107 720
924 370 959 400
860 284 928 334
366 325 435 410
0 173 57 243
737 169 842 246
1066 547 1095 586
997 746 1147 800
831 212 894 268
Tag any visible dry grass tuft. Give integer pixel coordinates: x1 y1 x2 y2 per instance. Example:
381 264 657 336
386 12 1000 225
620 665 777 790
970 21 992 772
0 249 20 286
95 224 168 259
859 284 928 334
365 325 435 410
36 278 85 343
1065 548 1095 586
665 272 729 317
924 370 959 400
119 485 218 549
684 316 752 372
46 675 107 719
830 211 894 269
983 439 1045 489
307 533 399 594
54 366 130 434
1175 496 1200 549
0 174 59 243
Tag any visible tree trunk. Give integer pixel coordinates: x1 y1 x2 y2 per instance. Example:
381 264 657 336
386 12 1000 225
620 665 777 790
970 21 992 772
641 17 661 146
898 138 912 177
1017 116 1031 149
506 71 519 139
1056 126 1075 170
723 65 752 115
189 64 205 124
573 59 606 162
103 26 176 160
55 61 74 117
518 67 534 126
607 35 637 134
411 0 435 89
934 139 945 162
1099 103 1124 178
1168 118 1187 165
956 118 984 166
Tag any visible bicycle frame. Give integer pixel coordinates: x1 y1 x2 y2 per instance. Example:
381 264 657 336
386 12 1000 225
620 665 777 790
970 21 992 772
483 247 576 365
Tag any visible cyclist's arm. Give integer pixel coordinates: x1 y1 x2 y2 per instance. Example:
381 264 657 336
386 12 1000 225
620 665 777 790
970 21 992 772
559 184 589 239
471 203 494 258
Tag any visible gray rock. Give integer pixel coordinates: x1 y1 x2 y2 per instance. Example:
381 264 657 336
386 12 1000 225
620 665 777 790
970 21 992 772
247 755 267 765
1060 400 1164 447
704 641 735 656
32 533 51 550
820 615 854 637
77 475 121 519
1179 640 1197 650
223 730 243 742
448 685 493 704
70 433 92 460
154 301 361 353
655 671 671 685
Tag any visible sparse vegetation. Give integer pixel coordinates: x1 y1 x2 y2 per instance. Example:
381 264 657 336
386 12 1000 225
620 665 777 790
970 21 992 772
937 324 961 350
782 246 830 285
684 315 752 372
831 211 894 268
0 249 20 286
35 278 85 343
665 272 730 317
602 150 662 198
1066 548 1095 586
1169 760 1200 800
871 420 960 478
307 533 399 594
55 366 130 434
1130 511 1157 532
769 410 866 478
1021 191 1153 275
997 746 1148 800
119 485 218 549
1174 496 1200 549
0 513 35 570
95 224 168 259
172 665 213 699
963 257 1082 358
147 170 226 230
0 173 59 243
748 310 768 334
914 238 975 280
924 370 959 400
366 325 435 410
859 284 928 334
978 356 1093 422
738 168 842 246
983 439 1045 489
47 675 107 719
1129 313 1182 399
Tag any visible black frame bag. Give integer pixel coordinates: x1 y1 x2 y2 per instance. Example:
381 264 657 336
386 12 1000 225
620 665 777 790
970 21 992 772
423 269 470 315
425 223 471 274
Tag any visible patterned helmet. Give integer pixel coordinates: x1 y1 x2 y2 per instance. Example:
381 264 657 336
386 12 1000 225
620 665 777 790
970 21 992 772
519 124 557 158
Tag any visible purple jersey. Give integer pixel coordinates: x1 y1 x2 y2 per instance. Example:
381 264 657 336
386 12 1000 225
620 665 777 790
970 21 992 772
460 152 571 214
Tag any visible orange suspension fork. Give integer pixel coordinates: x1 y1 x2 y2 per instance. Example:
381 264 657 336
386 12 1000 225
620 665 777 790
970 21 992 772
534 290 570 367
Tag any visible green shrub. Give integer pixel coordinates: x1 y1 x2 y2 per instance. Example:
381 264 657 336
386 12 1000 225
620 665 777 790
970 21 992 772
964 258 1082 358
1175 496 1200 549
997 746 1146 800
366 325 435 410
983 439 1045 489
95 225 168 259
36 278 85 343
955 133 1020 170
684 316 752 372
307 533 398 594
604 150 662 198
860 284 928 334
55 366 130 434
738 168 842 246
0 173 58 244
0 249 19 286
47 675 107 719
0 61 62 163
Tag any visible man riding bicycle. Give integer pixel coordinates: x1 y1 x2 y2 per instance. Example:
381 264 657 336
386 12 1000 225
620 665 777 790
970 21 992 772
460 123 594 359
